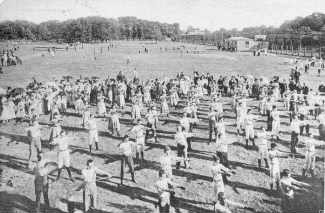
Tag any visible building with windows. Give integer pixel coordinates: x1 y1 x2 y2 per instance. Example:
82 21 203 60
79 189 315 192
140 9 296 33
179 29 205 43
225 36 257 51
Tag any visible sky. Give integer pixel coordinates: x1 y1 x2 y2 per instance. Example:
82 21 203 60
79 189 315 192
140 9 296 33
0 0 324 30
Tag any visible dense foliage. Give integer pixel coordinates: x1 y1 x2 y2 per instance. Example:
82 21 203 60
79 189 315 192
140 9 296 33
0 16 181 42
188 13 325 44
0 12 324 45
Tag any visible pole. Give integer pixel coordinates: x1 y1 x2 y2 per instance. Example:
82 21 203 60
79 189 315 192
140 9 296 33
319 41 321 59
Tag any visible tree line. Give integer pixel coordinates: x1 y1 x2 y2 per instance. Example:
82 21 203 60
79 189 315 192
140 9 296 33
0 16 181 42
0 12 324 46
184 12 325 50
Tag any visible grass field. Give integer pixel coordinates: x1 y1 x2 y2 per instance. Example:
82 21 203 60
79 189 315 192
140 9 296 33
0 41 324 213
1 41 323 88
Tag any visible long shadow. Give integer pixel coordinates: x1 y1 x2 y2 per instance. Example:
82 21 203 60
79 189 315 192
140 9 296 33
227 180 276 197
0 191 65 213
145 142 214 157
69 146 121 164
79 173 215 213
231 142 259 151
173 168 277 197
229 160 269 175
0 153 59 181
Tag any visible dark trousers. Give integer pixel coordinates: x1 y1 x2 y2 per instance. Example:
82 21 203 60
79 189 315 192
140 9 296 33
209 121 217 143
186 137 192 151
35 184 49 213
217 151 229 183
158 198 170 213
290 132 298 154
145 123 157 141
299 124 310 136
266 110 272 131
120 155 135 184
216 151 229 168
176 144 186 169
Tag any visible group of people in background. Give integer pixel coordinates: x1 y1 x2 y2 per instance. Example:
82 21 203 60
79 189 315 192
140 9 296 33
0 46 22 70
0 54 324 213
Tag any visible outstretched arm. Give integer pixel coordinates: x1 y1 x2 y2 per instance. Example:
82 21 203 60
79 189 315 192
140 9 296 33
95 167 112 178
225 199 246 208
292 178 310 188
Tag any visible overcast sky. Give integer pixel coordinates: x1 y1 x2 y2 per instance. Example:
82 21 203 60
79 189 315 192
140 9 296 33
0 0 324 30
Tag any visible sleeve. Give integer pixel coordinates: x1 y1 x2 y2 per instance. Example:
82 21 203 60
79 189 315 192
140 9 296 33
221 164 230 173
81 170 86 180
95 167 107 175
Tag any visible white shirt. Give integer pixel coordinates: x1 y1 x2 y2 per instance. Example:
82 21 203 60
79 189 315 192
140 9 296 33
160 155 173 171
271 110 280 122
319 113 325 125
245 114 256 126
290 120 300 133
305 140 315 153
82 166 105 184
88 119 97 131
52 136 70 151
146 111 157 124
210 163 228 182
256 132 268 148
131 125 145 139
280 177 295 197
155 178 173 205
119 141 134 156
268 150 280 167
26 125 41 138
180 117 191 132
216 140 228 153
175 132 188 147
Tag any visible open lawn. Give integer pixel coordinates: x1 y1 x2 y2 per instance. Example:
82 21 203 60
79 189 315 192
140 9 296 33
0 41 323 88
0 41 324 213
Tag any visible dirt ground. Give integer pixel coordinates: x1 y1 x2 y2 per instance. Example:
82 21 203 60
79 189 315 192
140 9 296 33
0 41 324 213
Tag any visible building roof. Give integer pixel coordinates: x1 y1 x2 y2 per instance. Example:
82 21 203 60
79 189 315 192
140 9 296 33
254 35 267 40
227 36 252 41
181 29 205 36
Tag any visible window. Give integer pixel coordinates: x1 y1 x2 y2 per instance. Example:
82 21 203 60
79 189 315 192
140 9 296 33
245 41 249 48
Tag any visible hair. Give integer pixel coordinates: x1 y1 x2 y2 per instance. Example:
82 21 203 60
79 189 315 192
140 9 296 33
218 115 224 122
218 192 225 206
163 145 170 153
158 169 164 178
60 130 65 136
213 155 220 162
37 152 43 161
271 143 277 149
282 169 290 177
87 159 93 166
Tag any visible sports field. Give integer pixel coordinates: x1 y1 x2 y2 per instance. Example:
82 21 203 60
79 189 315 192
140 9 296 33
0 41 324 213
0 41 323 88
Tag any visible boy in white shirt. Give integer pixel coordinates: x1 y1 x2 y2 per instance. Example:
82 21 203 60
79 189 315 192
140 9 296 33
118 135 136 185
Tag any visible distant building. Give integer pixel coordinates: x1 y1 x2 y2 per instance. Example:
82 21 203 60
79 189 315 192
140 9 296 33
180 29 205 43
225 37 257 51
254 35 269 50
254 35 267 41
